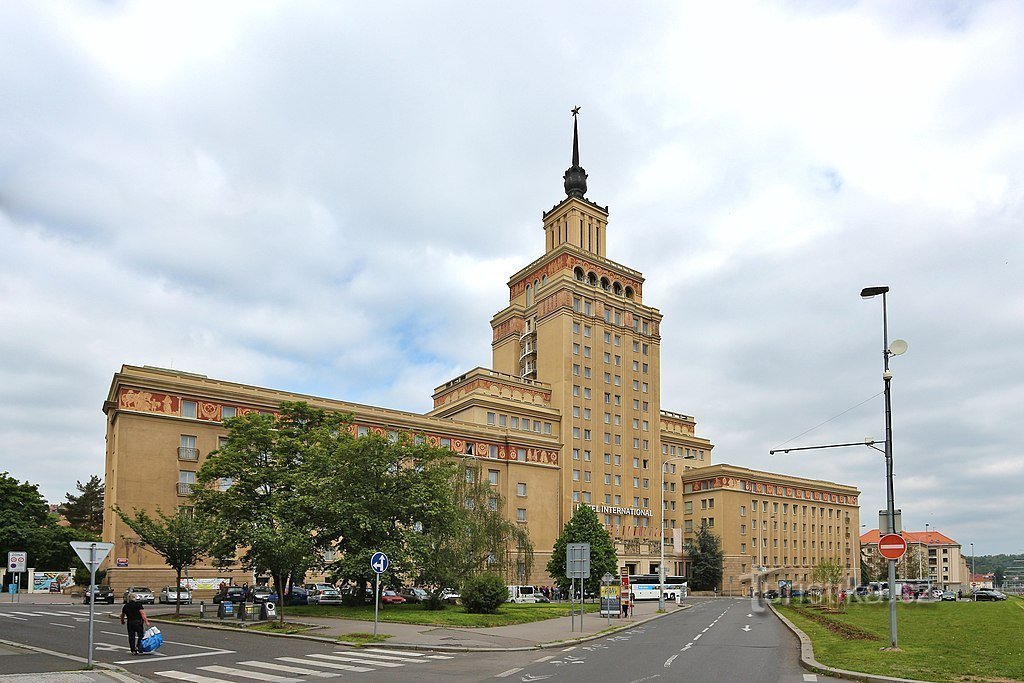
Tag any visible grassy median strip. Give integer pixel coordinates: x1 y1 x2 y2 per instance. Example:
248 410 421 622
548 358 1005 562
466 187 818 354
283 601 601 628
776 596 1024 683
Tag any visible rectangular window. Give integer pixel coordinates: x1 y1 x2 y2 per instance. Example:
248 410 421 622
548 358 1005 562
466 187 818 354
573 448 580 460
181 400 197 418
511 417 520 429
573 385 580 397
614 474 621 485
584 325 591 337
604 453 611 464
573 343 580 355
573 364 580 376
488 470 499 485
488 498 498 511
221 406 236 419
517 483 527 497
178 435 198 461
177 470 195 495
487 412 496 425
584 471 591 482
499 414 507 426
517 508 527 522
584 346 591 358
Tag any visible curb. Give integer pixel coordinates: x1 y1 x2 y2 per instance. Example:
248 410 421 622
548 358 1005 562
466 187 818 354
0 638 148 682
768 604 933 683
149 604 691 653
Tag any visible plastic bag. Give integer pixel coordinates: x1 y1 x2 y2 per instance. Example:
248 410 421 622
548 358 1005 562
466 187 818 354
140 626 163 652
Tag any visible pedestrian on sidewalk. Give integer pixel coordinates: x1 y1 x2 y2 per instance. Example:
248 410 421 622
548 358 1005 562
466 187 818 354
120 596 150 655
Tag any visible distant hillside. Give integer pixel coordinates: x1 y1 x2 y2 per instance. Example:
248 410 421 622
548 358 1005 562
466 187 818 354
971 554 1024 584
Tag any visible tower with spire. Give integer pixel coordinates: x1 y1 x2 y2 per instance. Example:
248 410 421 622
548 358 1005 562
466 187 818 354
488 108 667 547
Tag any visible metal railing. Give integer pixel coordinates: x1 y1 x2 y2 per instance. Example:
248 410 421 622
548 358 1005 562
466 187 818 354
177 482 194 496
177 447 199 461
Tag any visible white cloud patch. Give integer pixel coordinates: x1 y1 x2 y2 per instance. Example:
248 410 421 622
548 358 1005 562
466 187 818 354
1 0 1022 554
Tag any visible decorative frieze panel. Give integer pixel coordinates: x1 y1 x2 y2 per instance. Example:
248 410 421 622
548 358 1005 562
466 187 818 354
509 253 643 299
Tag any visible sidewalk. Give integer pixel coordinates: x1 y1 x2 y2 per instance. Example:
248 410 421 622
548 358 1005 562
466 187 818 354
155 599 695 651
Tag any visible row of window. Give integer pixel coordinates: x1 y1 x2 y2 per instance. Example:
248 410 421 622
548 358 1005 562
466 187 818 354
572 266 635 300
571 297 653 337
571 343 650 373
485 412 554 434
742 500 852 522
661 444 705 460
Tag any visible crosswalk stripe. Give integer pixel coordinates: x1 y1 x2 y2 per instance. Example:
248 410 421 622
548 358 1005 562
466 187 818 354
56 611 87 616
495 667 523 677
364 648 454 660
34 611 73 616
237 661 339 678
0 614 27 620
309 653 403 668
276 656 373 673
154 672 232 683
332 650 425 664
199 664 302 682
10 612 43 617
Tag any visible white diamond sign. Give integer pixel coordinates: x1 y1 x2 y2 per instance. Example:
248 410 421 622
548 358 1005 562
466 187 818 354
70 542 113 571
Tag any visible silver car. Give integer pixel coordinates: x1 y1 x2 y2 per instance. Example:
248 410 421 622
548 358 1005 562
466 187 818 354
159 586 192 604
122 586 155 604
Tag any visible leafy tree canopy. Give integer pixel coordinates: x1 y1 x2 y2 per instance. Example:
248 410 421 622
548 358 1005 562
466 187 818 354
59 475 105 534
546 504 618 597
114 506 223 615
688 523 723 591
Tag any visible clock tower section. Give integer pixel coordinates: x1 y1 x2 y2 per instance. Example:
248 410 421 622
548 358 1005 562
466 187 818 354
490 111 664 537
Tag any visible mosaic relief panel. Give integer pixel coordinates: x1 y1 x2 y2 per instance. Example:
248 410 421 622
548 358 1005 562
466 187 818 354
119 389 179 414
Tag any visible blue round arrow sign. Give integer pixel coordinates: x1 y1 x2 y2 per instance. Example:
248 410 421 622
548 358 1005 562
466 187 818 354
370 551 389 574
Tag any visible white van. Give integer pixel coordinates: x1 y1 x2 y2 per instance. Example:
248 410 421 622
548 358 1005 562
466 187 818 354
507 585 538 603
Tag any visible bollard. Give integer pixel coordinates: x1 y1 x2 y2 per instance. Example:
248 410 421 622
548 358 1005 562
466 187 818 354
199 601 205 619
237 601 246 620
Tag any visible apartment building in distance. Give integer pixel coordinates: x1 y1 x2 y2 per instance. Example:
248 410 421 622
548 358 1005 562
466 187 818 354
860 529 971 592
101 114 860 593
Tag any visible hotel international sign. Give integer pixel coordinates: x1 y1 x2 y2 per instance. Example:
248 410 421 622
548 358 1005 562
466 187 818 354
576 503 653 518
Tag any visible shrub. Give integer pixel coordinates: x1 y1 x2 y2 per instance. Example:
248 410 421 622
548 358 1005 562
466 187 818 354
461 573 508 614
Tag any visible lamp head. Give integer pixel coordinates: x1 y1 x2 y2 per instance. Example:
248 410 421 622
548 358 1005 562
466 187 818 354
860 286 889 299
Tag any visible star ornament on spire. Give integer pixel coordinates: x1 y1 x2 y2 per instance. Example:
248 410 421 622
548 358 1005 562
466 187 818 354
571 106 581 117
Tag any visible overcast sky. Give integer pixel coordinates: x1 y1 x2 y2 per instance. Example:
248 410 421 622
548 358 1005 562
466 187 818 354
2 1 1021 556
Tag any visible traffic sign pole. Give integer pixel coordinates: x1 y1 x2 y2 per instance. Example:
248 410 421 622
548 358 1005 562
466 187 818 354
369 552 388 638
87 545 96 667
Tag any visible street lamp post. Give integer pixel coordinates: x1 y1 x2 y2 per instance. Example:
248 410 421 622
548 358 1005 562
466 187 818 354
659 454 691 611
861 285 904 649
971 543 975 600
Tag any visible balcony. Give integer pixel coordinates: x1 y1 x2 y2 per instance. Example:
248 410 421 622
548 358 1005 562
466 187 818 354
177 447 199 461
521 362 537 379
519 343 536 361
176 482 194 496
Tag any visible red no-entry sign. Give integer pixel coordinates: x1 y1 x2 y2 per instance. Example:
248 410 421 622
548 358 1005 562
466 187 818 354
878 533 907 560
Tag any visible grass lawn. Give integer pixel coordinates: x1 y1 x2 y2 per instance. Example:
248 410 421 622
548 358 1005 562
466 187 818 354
776 596 1024 682
282 601 601 628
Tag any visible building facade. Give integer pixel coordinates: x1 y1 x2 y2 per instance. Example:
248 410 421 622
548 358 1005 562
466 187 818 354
859 529 971 592
101 115 859 593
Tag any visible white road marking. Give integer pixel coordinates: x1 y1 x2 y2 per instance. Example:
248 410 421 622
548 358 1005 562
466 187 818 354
0 614 27 620
701 627 709 632
803 675 818 682
277 656 372 673
115 651 233 665
154 672 234 683
332 650 425 663
10 612 43 617
496 667 523 677
309 653 403 668
533 655 554 662
742 625 751 632
199 664 302 682
664 654 678 667
693 633 702 640
49 622 75 628
238 661 339 678
365 647 427 656
561 646 576 651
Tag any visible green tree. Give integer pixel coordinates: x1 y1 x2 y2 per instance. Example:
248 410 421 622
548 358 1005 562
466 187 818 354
114 506 223 616
546 504 617 599
412 459 533 609
193 402 344 624
688 522 723 591
0 472 97 577
59 475 105 534
812 558 845 608
461 572 508 614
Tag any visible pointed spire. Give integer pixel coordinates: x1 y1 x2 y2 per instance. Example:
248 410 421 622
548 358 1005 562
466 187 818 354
563 106 588 199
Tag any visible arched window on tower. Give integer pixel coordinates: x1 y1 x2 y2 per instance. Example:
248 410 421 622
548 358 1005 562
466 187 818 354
525 284 532 306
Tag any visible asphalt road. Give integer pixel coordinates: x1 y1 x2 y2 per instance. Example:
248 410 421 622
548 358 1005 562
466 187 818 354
0 599 842 682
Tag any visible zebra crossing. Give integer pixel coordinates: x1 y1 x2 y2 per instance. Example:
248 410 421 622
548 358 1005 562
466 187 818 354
0 608 115 622
153 648 456 682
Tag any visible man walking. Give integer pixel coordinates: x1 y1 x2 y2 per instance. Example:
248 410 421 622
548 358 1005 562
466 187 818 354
120 594 150 655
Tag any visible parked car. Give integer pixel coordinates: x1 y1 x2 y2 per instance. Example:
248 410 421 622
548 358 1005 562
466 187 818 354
213 586 246 604
84 585 114 604
763 590 779 600
285 586 309 606
399 587 430 604
308 587 343 605
158 586 192 604
930 588 943 600
305 583 336 594
534 593 551 603
252 586 277 603
440 589 460 605
854 586 870 597
941 591 957 601
380 590 406 605
790 589 805 598
122 586 155 604
972 589 1007 601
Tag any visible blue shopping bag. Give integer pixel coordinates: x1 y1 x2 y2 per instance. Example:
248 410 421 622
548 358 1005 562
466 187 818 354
139 626 163 653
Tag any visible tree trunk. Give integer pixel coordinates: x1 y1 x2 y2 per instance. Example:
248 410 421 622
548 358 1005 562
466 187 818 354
277 572 285 626
175 568 183 617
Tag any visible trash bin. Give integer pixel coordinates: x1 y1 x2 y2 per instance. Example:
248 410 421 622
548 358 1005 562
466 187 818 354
261 602 276 620
218 601 234 619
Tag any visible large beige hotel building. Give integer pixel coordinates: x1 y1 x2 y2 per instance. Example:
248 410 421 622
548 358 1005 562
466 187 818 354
101 117 861 595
